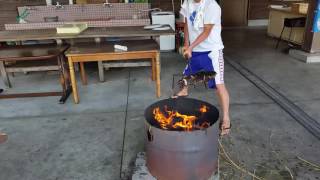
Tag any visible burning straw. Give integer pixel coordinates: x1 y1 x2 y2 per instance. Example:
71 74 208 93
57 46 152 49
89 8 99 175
152 105 210 131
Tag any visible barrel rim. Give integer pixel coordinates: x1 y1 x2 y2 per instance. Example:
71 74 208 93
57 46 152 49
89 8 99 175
144 98 220 132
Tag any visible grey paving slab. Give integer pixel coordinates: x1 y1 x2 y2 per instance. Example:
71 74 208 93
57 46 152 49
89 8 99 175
125 65 169 111
0 72 61 93
220 103 320 179
120 110 146 179
0 112 125 180
223 28 320 102
294 99 320 124
0 73 128 119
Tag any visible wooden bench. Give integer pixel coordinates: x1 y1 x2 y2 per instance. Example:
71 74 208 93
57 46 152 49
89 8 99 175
65 39 161 104
0 44 71 103
98 59 153 82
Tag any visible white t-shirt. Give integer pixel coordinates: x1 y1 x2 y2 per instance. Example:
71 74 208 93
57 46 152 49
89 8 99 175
180 0 224 52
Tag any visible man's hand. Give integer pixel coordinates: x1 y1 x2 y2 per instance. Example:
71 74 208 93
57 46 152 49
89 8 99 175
183 46 192 60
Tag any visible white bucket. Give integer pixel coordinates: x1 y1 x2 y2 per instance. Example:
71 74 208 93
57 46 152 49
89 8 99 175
46 0 52 5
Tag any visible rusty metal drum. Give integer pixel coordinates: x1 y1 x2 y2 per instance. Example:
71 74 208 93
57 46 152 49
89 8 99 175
145 98 220 180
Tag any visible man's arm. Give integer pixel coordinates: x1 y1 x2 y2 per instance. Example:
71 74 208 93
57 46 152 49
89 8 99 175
189 24 213 50
184 18 190 47
184 24 214 58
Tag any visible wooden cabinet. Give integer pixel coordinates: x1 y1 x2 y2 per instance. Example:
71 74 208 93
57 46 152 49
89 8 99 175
220 0 248 26
248 0 269 20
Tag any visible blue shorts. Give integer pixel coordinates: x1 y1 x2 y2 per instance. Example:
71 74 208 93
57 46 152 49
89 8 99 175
183 50 225 89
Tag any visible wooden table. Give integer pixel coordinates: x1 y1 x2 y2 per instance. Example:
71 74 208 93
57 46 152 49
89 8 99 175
0 27 174 43
268 7 306 45
66 39 160 104
0 27 174 103
0 44 71 103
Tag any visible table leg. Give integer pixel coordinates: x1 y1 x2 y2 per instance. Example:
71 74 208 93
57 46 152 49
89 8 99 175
0 61 12 88
68 57 79 104
79 62 87 85
74 63 79 72
59 73 71 104
58 56 66 93
58 55 71 104
60 55 71 89
151 58 155 81
155 52 161 98
98 61 105 82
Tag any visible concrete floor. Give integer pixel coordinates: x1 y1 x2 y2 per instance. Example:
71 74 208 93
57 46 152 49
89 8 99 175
0 27 319 180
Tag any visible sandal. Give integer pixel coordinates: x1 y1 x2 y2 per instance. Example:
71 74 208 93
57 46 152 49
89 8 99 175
219 121 232 130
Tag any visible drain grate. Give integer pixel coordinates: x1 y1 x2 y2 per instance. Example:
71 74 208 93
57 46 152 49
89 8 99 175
226 57 320 140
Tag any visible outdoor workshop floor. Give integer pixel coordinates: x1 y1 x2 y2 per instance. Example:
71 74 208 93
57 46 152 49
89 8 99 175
0 27 319 180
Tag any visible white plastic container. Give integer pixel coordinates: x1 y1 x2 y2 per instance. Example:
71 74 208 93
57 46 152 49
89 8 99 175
46 0 52 5
151 11 175 51
56 23 88 34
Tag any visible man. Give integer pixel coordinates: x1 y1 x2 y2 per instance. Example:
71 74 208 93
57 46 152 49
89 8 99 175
175 0 231 135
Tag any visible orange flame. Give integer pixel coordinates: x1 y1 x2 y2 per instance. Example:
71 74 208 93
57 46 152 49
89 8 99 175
200 105 208 113
152 105 210 131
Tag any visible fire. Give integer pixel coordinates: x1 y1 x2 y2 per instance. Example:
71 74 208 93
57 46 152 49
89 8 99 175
152 105 210 131
200 105 208 113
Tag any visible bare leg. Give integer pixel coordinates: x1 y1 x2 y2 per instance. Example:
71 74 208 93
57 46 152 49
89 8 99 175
172 86 188 98
172 79 189 98
216 84 231 136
